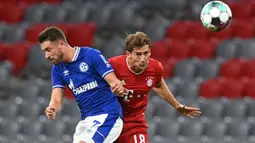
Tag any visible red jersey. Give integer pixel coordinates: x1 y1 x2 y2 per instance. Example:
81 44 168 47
109 55 164 130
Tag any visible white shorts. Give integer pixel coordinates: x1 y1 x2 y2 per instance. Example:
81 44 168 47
73 114 123 143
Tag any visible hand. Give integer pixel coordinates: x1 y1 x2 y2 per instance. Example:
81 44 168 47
45 106 56 120
176 104 201 119
111 80 125 97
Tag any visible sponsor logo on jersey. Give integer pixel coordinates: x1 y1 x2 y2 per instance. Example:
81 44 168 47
68 79 98 95
68 79 75 89
79 62 88 73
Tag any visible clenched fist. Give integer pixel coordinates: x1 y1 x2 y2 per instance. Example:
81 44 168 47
45 106 56 120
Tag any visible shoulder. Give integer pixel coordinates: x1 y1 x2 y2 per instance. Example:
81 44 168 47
148 58 164 74
80 47 102 55
79 47 105 63
52 63 63 73
108 55 126 66
109 55 126 62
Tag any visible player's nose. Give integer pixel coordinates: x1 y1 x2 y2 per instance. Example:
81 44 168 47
45 52 50 59
140 55 146 63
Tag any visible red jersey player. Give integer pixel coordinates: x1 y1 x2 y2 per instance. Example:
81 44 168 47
109 32 201 143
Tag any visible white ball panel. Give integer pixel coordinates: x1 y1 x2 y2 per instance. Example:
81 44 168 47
219 12 229 23
210 7 220 18
203 14 212 24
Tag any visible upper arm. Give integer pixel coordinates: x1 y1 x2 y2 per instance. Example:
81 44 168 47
50 66 65 105
51 87 64 103
153 78 166 90
92 51 114 78
51 66 65 89
154 61 164 88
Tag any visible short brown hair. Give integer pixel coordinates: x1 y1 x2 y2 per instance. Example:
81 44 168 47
38 26 67 43
125 32 151 52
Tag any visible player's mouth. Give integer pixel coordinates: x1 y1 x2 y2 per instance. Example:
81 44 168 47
49 58 55 63
139 64 147 68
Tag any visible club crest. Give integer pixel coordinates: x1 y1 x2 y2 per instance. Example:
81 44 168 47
146 76 153 87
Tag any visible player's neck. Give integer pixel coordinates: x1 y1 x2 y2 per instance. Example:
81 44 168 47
63 45 77 63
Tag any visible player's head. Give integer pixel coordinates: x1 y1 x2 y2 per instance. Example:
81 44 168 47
125 32 151 72
38 26 67 64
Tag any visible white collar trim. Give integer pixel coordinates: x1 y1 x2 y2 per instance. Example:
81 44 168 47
72 47 80 62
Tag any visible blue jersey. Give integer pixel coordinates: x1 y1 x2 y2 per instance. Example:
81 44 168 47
51 47 122 119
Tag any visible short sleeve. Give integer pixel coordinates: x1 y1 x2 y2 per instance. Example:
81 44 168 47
51 66 65 89
92 52 114 78
155 60 164 85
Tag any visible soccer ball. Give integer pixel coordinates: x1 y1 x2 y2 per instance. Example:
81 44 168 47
200 1 232 32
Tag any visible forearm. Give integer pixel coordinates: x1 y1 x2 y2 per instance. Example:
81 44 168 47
104 72 121 88
153 80 181 109
49 88 64 112
49 97 63 112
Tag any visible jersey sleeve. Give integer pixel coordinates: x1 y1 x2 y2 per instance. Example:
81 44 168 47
108 58 115 69
155 60 164 85
92 52 114 78
51 65 65 89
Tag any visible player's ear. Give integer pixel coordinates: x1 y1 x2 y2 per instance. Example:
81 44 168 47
58 40 65 50
59 40 65 47
125 51 131 56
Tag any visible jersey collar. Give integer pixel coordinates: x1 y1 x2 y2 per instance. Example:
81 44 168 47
72 47 81 62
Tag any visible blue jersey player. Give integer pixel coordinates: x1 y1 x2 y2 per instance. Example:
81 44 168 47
38 26 125 143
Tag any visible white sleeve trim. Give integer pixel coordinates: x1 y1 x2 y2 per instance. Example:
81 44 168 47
102 69 114 78
52 85 65 89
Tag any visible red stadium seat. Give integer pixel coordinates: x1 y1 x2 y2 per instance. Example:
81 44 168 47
25 24 50 43
166 21 188 40
242 78 255 98
241 59 255 78
167 39 190 60
186 22 210 40
0 43 8 61
161 58 178 78
5 42 33 74
67 23 97 47
231 20 254 39
43 0 63 4
229 2 253 20
208 25 232 40
0 0 18 4
219 78 243 98
151 40 169 61
199 78 221 98
188 39 215 59
219 58 245 79
0 4 26 24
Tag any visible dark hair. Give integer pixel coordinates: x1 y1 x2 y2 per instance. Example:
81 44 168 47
125 32 151 52
38 26 67 43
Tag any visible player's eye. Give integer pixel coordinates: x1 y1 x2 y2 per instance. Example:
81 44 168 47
135 53 142 56
45 48 51 52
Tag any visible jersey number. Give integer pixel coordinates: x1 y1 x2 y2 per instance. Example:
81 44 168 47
134 134 146 143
